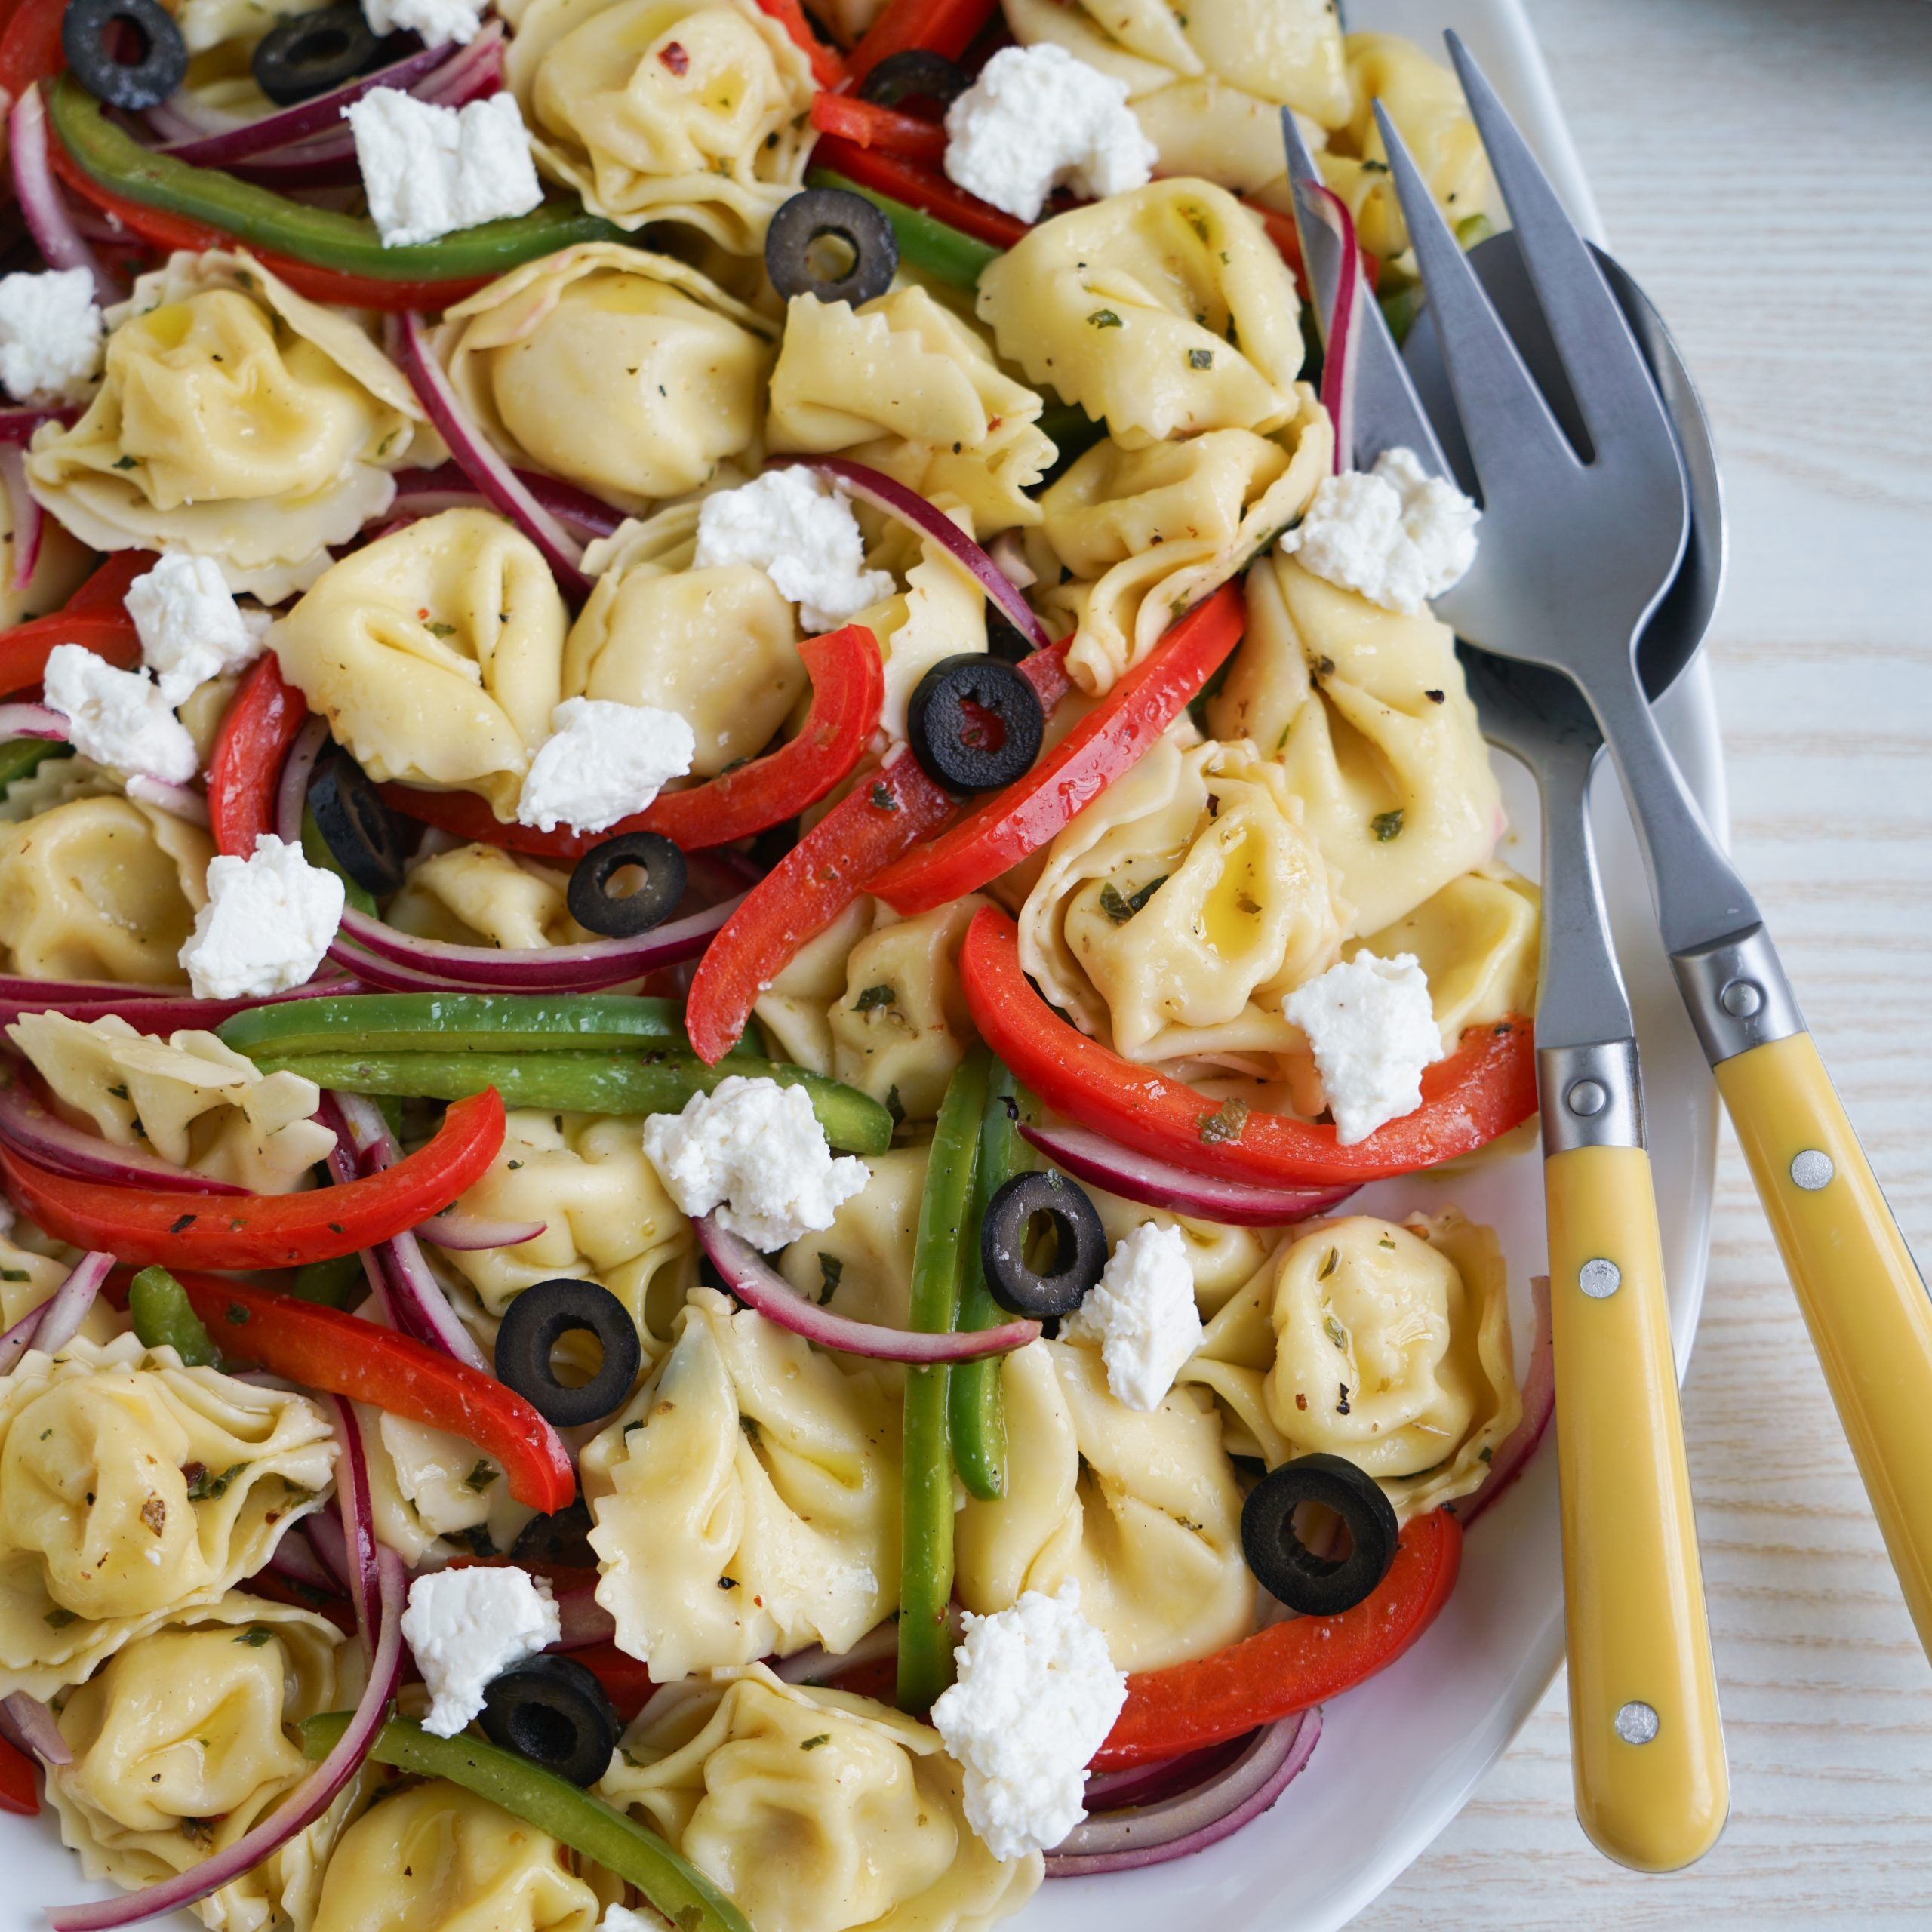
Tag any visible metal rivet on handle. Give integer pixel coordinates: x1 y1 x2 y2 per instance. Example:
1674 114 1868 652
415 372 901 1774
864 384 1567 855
1719 978 1764 1018
1566 1079 1607 1118
1791 1149 1834 1192
1579 1258 1621 1300
1615 1701 1660 1746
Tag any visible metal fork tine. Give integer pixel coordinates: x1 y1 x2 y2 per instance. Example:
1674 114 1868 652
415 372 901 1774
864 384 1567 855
1372 100 1575 505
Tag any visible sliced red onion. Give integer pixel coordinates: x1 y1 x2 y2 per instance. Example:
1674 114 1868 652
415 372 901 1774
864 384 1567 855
7 87 122 306
266 1528 343 1595
1020 1121 1358 1227
123 774 210 826
389 464 623 541
0 1249 111 1374
1 445 45 592
697 1218 1041 1362
777 457 1050 653
1079 1734 1251 1814
988 528 1036 592
412 32 505 107
394 313 591 598
416 1209 546 1251
277 715 331 853
2 1689 70 1766
325 1393 383 1641
0 1072 248 1193
770 1618 905 1686
1045 1708 1322 1875
0 977 368 1034
0 703 69 741
1304 183 1361 475
303 1510 353 1595
1451 1270 1553 1527
549 1583 616 1652
0 405 78 445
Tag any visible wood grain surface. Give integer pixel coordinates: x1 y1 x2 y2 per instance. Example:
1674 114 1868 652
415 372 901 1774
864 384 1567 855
1356 1 1932 1922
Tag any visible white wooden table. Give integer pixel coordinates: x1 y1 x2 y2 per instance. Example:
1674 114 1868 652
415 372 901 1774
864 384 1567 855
1357 0 1932 1921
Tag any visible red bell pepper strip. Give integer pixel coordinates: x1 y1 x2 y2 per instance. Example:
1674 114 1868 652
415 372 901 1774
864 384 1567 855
208 652 309 858
961 906 1539 1186
377 625 885 861
570 1641 654 1719
752 0 844 85
809 134 1028 248
1091 1509 1463 1770
0 1088 506 1269
0 1734 38 1817
810 94 947 166
0 549 158 700
167 1269 574 1513
846 0 999 85
0 0 63 103
871 582 1244 914
63 549 156 614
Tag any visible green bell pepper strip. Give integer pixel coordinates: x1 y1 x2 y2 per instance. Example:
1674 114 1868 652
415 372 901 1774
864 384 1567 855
219 992 700 1063
289 1254 367 1308
239 1048 894 1155
48 76 626 283
300 1713 751 1932
897 1046 989 1714
947 1063 1036 1503
300 806 377 920
806 168 1000 288
0 739 67 797
128 1266 218 1366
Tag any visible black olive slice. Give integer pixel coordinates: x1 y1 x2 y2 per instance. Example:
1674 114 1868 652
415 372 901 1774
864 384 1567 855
764 187 899 307
857 48 968 107
481 1654 619 1786
1239 1453 1399 1617
511 1497 598 1568
566 830 687 938
308 752 406 897
494 1278 642 1428
980 1170 1106 1318
251 5 383 106
907 654 1044 792
63 0 188 111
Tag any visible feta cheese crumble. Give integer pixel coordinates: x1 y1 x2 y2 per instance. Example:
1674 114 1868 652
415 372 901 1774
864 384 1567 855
42 644 198 783
943 45 1155 223
125 552 270 706
1280 447 1480 615
362 0 488 46
596 1910 660 1932
178 833 346 1001
0 268 103 405
516 697 697 835
693 468 894 633
400 1566 561 1739
930 1580 1128 1860
1060 1221 1203 1411
344 89 542 249
642 1074 868 1252
1284 951 1444 1145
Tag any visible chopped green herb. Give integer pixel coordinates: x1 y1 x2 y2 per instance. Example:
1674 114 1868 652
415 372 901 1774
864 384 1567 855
424 620 457 638
1087 309 1124 329
799 1734 832 1751
854 984 897 1013
1188 348 1214 370
1323 1314 1347 1349
1 1269 29 1283
463 1459 500 1493
817 1253 844 1306
45 1607 78 1629
1371 809 1405 843
1199 1098 1250 1145
870 780 899 813
112 454 139 470
235 1627 273 1647
186 1462 246 1501
884 1084 905 1127
1378 1238 1397 1250
1099 874 1168 924
1318 1247 1340 1279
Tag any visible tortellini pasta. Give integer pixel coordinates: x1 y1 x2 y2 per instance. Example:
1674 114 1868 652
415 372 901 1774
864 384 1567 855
438 243 777 512
9 1011 336 1193
0 494 88 630
271 509 568 817
601 1666 1039 1932
48 1594 352 1932
361 1407 540 1567
955 1338 1252 1671
26 252 423 600
0 795 212 984
0 1334 337 1697
1208 552 1503 936
508 0 817 251
976 183 1306 454
1019 731 1345 1066
386 843 594 950
0 1226 120 1347
860 525 991 743
765 288 1054 533
1181 1211 1520 1516
583 1288 899 1680
1354 863 1540 1044
752 897 875 1075
776 1145 926 1335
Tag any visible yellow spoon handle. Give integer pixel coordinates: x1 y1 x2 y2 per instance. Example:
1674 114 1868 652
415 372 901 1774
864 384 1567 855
1545 1142 1727 1871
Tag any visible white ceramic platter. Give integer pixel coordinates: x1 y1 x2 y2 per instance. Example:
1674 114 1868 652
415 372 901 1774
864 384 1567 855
5 2 1725 1923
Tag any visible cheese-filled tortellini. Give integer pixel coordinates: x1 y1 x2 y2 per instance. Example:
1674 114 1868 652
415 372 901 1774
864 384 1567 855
0 494 88 630
386 843 595 950
583 1289 899 1679
777 1144 926 1335
1355 863 1540 1044
310 1778 601 1932
0 795 211 984
439 243 777 512
601 1666 1040 1932
1209 552 1503 936
271 509 568 818
0 1226 121 1349
361 1406 540 1567
1020 731 1345 1066
26 252 423 600
1182 1211 1519 1516
976 183 1305 453
955 1339 1252 1671
859 525 991 743
1026 398 1330 692
9 1011 335 1194
48 1594 352 1932
766 288 1054 533
508 0 817 251
0 1334 337 1697
752 897 875 1075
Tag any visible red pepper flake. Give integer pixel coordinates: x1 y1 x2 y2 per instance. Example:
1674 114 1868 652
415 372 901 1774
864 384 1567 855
659 40 689 72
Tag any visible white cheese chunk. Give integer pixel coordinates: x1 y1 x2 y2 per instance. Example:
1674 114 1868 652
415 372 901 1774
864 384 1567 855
943 45 1156 223
1060 1221 1203 1411
42 644 198 784
0 267 103 405
1283 951 1444 1144
692 467 894 633
178 833 346 1001
400 1566 561 1739
344 89 542 249
642 1073 868 1252
361 0 488 45
125 551 270 706
596 1910 660 1932
516 696 697 835
1280 446 1480 614
930 1580 1127 1861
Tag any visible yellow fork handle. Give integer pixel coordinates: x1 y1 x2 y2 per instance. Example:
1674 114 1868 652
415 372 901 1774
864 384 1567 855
1717 1031 1932 1650
1546 1143 1728 1871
